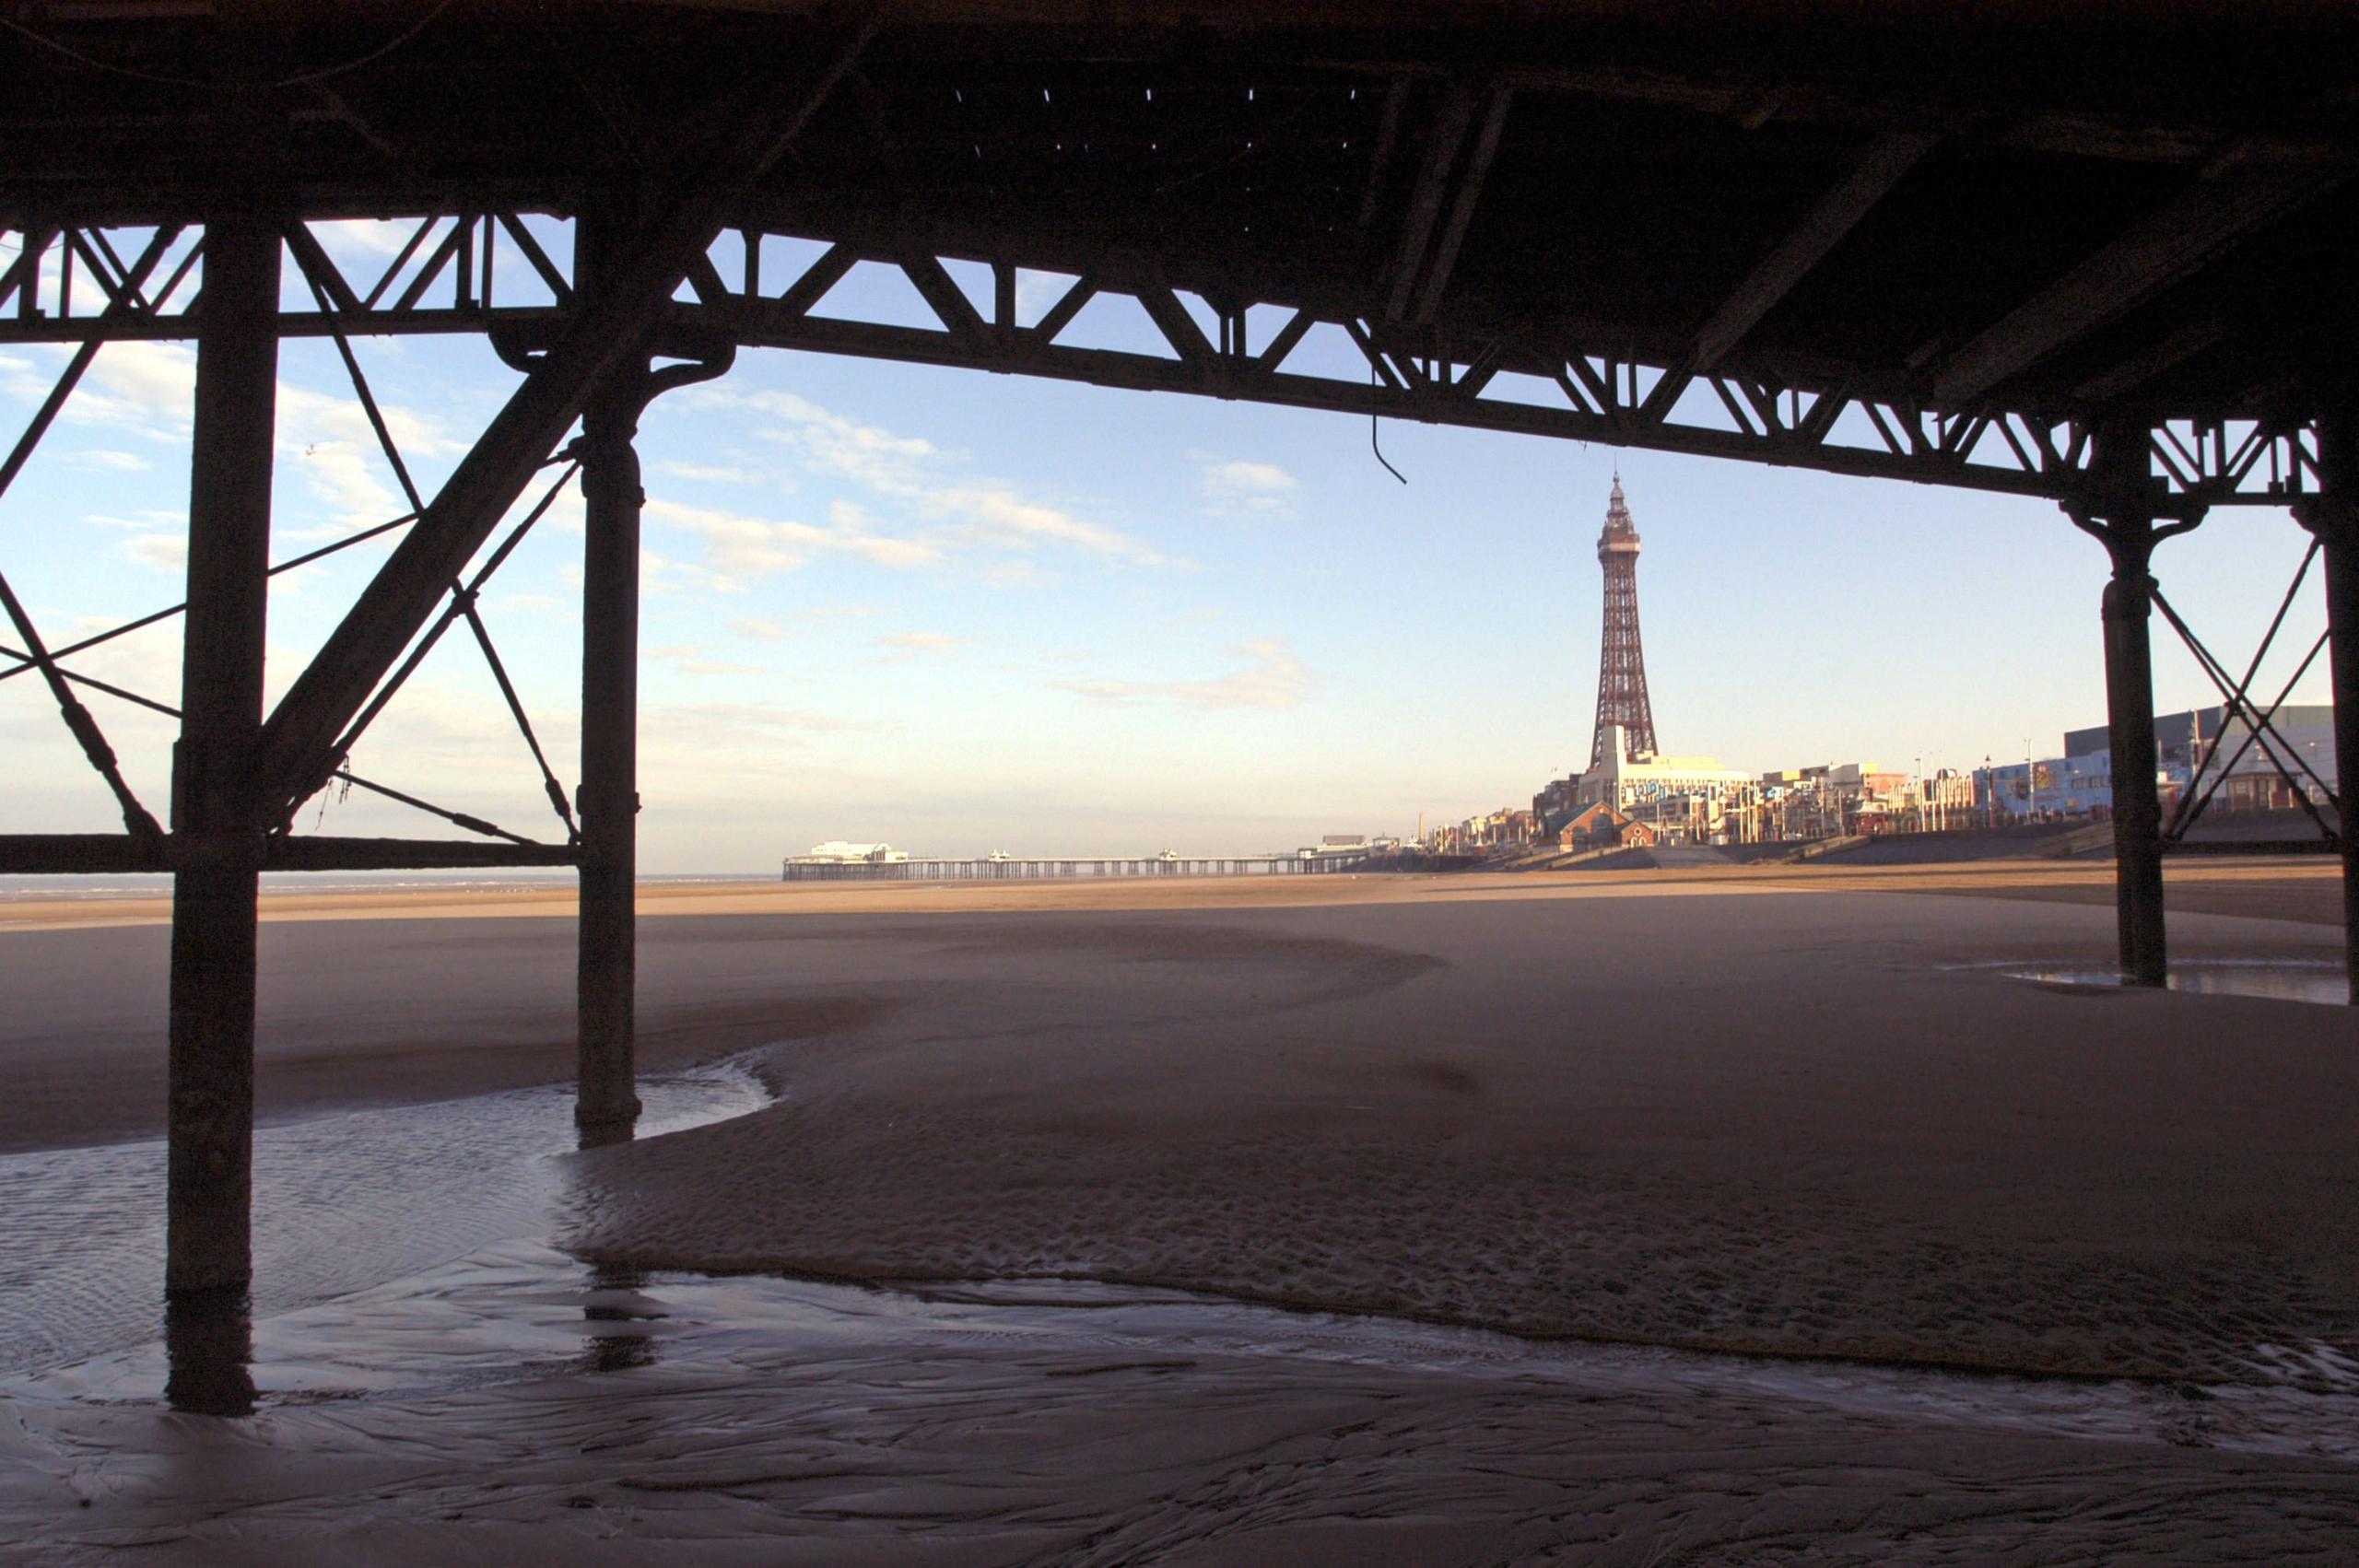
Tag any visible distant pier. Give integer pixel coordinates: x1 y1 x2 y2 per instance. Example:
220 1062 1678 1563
781 851 1376 883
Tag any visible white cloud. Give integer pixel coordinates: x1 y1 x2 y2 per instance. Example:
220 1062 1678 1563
647 641 768 679
640 701 874 763
493 592 577 624
688 386 1174 575
921 483 1169 567
637 546 735 597
874 630 973 661
657 461 767 485
1014 270 1081 322
53 340 195 437
1199 455 1299 520
275 380 459 531
982 559 1052 590
0 350 49 401
646 497 942 585
66 448 150 473
1056 638 1318 711
730 388 936 494
119 532 188 573
85 508 182 532
309 217 424 260
725 606 873 642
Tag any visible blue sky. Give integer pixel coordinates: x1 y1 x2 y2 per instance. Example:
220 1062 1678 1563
0 227 2334 872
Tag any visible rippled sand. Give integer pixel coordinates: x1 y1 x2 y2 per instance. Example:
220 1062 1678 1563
557 885 2359 1390
3 862 2355 1559
7 1242 2357 1565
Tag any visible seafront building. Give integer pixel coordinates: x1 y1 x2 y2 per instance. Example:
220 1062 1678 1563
785 842 910 867
1975 703 2338 821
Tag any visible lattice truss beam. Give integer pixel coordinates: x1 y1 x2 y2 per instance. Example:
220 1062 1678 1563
0 215 2325 511
0 219 589 870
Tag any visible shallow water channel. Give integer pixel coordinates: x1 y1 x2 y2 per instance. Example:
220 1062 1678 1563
5 1050 2355 1480
1979 957 2352 1004
0 1060 768 1378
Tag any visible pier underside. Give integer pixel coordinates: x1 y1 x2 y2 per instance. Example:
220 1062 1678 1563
0 0 2353 1408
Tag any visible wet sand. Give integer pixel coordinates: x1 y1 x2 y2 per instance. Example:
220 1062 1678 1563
0 859 2341 1155
7 1242 2356 1565
1 852 2343 933
3 860 2355 1559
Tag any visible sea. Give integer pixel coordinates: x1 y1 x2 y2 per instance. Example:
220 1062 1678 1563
0 870 776 901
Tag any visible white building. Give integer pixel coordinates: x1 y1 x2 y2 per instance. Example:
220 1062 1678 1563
790 841 910 864
1574 722 1755 812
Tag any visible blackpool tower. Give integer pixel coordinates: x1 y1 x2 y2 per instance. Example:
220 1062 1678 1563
1589 475 1659 766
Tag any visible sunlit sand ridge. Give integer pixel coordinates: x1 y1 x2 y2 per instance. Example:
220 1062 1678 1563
2 861 2354 1560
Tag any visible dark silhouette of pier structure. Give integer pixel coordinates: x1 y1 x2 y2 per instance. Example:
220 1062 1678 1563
0 1 2353 1408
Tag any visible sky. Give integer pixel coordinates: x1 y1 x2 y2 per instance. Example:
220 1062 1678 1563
0 222 2336 872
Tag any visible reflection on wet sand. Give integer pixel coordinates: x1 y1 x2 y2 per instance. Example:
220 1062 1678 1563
9 1240 2357 1563
580 1263 663 1376
0 1063 769 1382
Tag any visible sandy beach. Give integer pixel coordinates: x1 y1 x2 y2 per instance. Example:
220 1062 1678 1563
3 860 2355 1560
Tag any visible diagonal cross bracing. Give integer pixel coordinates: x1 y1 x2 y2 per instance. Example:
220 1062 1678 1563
252 3 879 828
0 216 2325 510
288 239 580 840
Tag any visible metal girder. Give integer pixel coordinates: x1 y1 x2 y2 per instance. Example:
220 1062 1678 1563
1692 130 1935 371
0 209 2326 509
0 834 578 874
1409 82 1511 326
263 836 579 871
0 833 170 874
1932 157 2344 407
249 4 879 829
1381 76 1480 323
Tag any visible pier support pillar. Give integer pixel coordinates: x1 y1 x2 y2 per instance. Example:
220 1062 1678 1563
2065 425 2199 989
569 211 735 1140
165 208 278 1410
575 363 645 1140
2295 406 2359 1002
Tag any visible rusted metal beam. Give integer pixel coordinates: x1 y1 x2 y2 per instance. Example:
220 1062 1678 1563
726 299 2093 498
2071 318 2232 404
1693 130 1934 370
1382 76 1477 322
263 836 579 872
0 216 2323 506
0 833 169 873
252 5 877 828
1410 82 1510 326
1934 158 2341 407
167 207 278 1308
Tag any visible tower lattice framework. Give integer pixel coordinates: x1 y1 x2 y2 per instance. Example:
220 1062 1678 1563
1590 476 1659 766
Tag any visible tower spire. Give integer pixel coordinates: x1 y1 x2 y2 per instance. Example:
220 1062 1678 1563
1589 475 1658 766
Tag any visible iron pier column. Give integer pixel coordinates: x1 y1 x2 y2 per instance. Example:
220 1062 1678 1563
576 367 646 1139
2066 426 2196 989
2101 529 2167 987
567 211 734 1135
2296 409 2359 1002
166 213 279 1342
